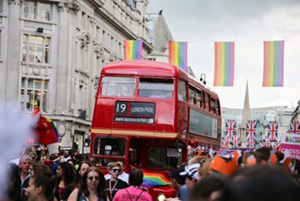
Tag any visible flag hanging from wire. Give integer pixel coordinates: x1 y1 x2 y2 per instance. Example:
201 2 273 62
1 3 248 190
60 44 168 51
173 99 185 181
214 42 235 86
124 40 143 60
169 41 188 71
263 41 284 87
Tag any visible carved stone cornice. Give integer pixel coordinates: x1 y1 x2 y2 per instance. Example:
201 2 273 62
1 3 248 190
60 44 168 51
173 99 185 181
93 41 104 59
8 0 23 5
58 2 80 13
88 0 105 8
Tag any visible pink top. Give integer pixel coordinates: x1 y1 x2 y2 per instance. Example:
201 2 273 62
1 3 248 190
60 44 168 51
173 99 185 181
113 186 152 201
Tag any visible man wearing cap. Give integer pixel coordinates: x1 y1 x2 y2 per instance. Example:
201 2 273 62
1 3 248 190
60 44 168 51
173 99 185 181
180 163 201 192
170 166 189 201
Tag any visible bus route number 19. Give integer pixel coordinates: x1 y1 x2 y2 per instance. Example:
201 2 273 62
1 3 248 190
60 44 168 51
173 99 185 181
115 101 128 115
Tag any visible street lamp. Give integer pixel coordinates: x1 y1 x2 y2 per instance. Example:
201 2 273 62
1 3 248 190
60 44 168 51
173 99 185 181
200 73 206 85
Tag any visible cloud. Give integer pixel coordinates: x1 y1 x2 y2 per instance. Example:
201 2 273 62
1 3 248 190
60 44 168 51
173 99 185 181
148 0 300 108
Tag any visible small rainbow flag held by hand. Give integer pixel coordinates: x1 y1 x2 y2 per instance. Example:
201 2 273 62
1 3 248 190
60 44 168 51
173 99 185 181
33 109 59 144
141 171 171 188
214 42 235 86
124 40 143 60
263 41 284 87
169 41 188 71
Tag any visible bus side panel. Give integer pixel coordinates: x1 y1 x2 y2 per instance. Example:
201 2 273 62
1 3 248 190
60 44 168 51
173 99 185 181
156 101 176 132
177 101 188 135
92 98 114 128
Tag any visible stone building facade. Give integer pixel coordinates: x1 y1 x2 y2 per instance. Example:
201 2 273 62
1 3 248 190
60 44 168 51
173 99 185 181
0 0 153 153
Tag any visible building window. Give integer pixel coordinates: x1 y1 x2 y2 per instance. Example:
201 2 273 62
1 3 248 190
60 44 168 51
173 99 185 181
22 34 50 64
21 78 49 112
23 1 52 21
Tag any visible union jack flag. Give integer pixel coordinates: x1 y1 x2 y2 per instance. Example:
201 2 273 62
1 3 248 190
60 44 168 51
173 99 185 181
267 121 278 142
260 135 271 147
288 121 300 134
224 120 237 147
221 132 227 147
225 120 237 138
246 120 257 148
230 133 241 148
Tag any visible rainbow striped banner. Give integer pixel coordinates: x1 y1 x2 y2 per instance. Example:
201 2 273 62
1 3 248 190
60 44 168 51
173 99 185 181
169 41 188 71
214 42 235 86
263 41 284 87
141 171 171 188
124 40 143 60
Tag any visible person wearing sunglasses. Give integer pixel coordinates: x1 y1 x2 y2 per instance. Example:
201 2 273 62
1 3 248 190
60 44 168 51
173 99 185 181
68 166 107 201
105 161 129 184
105 162 128 200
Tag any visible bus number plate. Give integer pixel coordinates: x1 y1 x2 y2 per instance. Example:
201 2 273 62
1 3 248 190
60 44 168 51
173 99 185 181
115 101 128 115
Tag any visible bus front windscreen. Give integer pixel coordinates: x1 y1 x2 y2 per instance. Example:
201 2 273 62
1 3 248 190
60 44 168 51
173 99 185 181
93 137 126 157
101 77 136 97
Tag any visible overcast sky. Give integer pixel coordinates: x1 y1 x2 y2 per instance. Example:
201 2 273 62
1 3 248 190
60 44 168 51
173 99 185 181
147 0 300 109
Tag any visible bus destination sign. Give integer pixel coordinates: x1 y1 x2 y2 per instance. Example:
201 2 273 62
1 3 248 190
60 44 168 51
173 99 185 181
114 101 155 124
130 102 155 116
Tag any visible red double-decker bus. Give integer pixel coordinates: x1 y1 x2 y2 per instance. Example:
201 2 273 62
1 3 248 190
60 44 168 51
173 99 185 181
90 60 221 200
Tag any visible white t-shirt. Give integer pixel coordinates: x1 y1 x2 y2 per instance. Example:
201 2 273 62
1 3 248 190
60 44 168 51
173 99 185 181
105 172 129 184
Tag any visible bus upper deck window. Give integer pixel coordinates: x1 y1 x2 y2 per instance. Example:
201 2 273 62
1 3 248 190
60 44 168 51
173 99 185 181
189 86 196 105
178 80 187 101
101 77 136 97
196 90 203 108
211 98 216 114
205 93 210 112
139 78 173 98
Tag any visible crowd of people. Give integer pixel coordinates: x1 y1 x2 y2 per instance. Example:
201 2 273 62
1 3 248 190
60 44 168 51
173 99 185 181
168 147 300 201
4 144 300 201
5 145 152 201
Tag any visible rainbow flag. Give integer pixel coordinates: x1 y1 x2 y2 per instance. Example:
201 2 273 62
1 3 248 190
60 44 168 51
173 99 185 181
169 41 188 71
33 109 59 144
263 41 284 87
141 171 171 188
214 42 235 86
124 40 143 60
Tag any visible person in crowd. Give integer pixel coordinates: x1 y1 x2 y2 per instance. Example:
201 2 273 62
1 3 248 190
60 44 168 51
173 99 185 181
170 165 189 201
105 162 128 200
31 162 53 177
180 163 201 193
62 161 91 200
189 174 229 201
20 155 33 196
23 162 53 199
67 158 76 168
224 165 300 201
113 168 152 201
5 163 24 201
68 166 107 201
26 173 56 201
105 161 129 184
55 162 75 200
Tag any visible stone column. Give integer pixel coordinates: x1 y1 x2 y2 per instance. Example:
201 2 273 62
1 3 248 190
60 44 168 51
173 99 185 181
54 3 72 114
5 1 22 103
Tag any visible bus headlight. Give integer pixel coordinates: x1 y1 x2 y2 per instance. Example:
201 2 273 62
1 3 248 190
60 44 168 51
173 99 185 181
157 193 166 201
